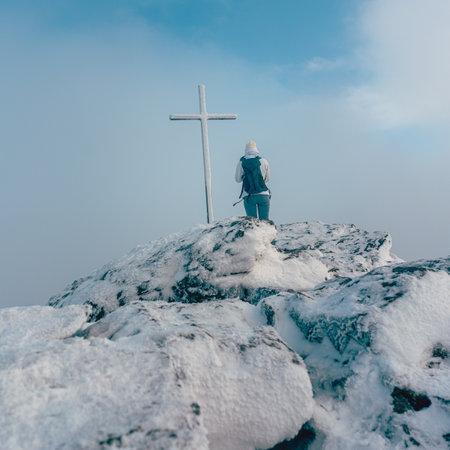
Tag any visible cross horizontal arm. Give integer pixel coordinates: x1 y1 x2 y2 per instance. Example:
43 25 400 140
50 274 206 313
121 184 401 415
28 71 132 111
170 113 237 120
169 114 202 120
207 114 238 120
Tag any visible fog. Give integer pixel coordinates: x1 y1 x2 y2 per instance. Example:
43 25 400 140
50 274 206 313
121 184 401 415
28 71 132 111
1 2 449 307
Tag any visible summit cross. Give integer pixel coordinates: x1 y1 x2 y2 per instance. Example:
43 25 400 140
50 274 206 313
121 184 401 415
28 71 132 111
170 84 237 224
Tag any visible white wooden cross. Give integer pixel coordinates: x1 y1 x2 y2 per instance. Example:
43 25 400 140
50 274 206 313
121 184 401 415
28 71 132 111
170 85 237 224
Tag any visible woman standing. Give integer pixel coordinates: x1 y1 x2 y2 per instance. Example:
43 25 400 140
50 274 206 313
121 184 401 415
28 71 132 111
235 141 271 220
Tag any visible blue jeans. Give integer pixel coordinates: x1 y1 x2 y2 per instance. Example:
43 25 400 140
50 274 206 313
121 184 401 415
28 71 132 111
244 194 270 220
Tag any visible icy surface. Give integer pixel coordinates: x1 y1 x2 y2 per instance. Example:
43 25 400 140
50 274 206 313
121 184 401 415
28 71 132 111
1 217 449 449
49 218 400 318
262 258 450 449
0 301 312 450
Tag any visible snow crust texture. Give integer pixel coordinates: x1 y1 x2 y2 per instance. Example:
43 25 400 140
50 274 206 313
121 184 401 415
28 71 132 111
1 217 449 449
0 301 312 450
49 218 399 318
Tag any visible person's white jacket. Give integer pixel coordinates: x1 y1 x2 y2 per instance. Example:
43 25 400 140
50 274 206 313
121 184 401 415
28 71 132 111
235 148 270 197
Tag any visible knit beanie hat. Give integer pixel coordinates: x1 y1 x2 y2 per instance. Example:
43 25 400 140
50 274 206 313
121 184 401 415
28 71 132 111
245 141 257 152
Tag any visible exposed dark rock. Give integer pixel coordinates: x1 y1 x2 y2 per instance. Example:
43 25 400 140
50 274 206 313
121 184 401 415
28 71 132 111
48 276 93 306
246 287 282 305
290 310 370 354
331 377 347 399
173 276 235 302
326 319 353 353
381 291 405 307
261 301 275 326
116 290 127 307
99 434 122 447
382 281 397 288
400 424 422 447
86 302 106 323
365 237 386 251
136 281 150 296
268 422 317 450
392 266 430 277
145 429 177 439
99 270 110 281
432 343 448 359
233 229 245 240
99 427 144 448
281 246 314 259
180 332 195 340
289 311 324 344
392 387 432 414
191 402 201 416
237 331 290 356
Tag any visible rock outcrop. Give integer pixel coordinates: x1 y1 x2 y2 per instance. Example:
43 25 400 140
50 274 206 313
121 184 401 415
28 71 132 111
49 218 399 317
1 217 448 449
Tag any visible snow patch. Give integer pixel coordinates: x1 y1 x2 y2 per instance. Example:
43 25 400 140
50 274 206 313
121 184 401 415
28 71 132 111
0 300 313 450
1 217 448 449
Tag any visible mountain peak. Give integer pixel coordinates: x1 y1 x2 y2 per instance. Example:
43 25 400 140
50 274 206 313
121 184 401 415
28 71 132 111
1 218 448 449
50 217 399 320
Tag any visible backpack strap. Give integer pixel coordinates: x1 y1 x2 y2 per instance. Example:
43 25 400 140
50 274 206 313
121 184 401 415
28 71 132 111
239 178 244 199
239 156 246 199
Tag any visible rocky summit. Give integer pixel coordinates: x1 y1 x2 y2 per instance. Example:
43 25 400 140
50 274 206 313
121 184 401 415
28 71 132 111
1 217 449 449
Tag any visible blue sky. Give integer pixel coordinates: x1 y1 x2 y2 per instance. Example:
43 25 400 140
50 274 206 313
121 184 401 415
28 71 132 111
1 0 449 307
5 0 356 59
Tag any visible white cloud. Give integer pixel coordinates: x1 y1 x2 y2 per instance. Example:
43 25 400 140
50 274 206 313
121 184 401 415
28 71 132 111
348 0 450 129
304 56 345 72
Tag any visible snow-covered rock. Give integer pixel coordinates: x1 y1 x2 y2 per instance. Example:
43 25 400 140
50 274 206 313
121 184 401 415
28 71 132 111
1 217 449 449
0 301 313 450
49 218 399 319
261 257 450 448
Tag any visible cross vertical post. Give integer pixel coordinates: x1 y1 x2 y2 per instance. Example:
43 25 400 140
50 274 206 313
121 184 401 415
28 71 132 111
170 85 237 224
199 85 213 223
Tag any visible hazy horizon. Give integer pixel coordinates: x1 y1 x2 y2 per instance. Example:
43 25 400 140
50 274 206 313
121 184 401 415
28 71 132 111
1 0 449 308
